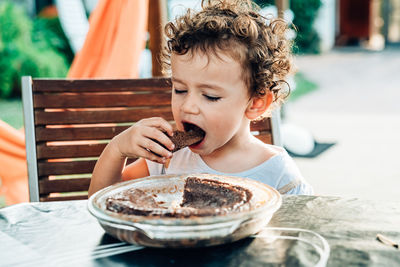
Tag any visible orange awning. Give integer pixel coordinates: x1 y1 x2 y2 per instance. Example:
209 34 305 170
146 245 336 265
0 120 29 205
68 0 149 78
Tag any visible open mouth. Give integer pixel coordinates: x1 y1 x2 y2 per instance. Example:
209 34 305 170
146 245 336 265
182 122 206 146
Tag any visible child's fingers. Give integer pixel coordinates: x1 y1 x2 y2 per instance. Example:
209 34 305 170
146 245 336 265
142 117 174 137
141 148 167 164
145 127 175 151
114 117 174 160
140 137 173 159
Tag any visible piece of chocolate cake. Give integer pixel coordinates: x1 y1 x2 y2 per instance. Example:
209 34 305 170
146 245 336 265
170 129 204 152
181 177 251 211
151 126 205 156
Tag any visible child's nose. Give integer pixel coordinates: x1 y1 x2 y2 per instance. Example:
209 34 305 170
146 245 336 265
181 94 200 114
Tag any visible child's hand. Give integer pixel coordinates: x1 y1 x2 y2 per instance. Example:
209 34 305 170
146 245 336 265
111 117 175 164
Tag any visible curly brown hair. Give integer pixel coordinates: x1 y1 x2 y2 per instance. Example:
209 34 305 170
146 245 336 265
161 0 293 104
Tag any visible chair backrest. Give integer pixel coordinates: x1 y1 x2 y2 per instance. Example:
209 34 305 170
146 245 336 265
22 76 281 202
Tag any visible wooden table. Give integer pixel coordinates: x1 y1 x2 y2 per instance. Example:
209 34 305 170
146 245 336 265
1 195 399 266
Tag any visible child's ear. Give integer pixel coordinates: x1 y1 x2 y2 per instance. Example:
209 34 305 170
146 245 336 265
245 91 273 120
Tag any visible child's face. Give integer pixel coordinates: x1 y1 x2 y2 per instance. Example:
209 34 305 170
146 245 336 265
171 50 251 156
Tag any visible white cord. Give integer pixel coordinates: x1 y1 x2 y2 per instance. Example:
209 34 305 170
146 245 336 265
251 227 330 267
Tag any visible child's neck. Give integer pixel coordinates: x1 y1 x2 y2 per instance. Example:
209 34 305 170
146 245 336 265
200 129 268 173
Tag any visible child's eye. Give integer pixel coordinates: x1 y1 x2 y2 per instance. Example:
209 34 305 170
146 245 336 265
203 94 221 102
174 89 187 94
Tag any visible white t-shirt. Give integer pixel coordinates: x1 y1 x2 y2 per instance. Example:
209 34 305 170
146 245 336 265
145 147 313 195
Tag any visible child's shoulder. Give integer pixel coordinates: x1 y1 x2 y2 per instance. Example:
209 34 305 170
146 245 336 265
258 142 287 162
263 143 285 154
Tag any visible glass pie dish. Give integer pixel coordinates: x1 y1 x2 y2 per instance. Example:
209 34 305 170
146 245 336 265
88 173 282 248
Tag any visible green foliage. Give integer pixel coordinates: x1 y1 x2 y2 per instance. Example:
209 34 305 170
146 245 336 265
0 98 23 129
0 1 31 97
0 1 71 98
32 17 74 64
290 0 322 54
253 0 322 54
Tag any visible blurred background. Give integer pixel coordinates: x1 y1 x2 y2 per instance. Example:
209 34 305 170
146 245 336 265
0 0 399 207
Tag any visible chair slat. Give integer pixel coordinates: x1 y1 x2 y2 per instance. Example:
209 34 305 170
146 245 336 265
34 107 174 125
38 160 97 176
39 177 90 194
35 125 130 142
33 78 171 92
37 143 107 159
40 195 87 201
33 92 171 108
37 158 139 176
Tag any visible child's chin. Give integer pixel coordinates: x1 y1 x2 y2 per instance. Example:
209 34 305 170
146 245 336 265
188 138 206 152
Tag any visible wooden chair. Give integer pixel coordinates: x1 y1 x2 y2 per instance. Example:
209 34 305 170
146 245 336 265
21 76 282 202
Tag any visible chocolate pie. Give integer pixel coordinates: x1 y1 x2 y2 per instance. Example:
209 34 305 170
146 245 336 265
106 177 252 217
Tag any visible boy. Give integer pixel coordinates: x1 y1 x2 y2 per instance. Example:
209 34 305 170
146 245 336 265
88 0 313 196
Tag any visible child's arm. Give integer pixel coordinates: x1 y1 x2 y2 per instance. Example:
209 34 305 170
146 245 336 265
88 117 175 197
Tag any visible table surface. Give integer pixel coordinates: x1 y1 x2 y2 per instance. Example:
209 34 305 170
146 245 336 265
1 195 399 267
